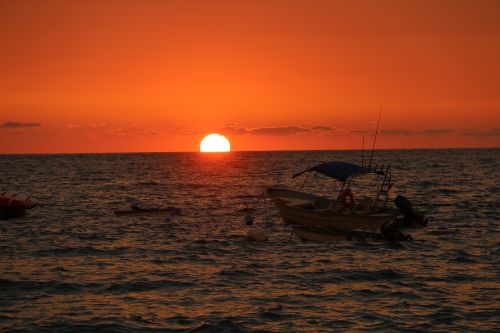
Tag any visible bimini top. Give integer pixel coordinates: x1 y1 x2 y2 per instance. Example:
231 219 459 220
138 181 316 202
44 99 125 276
293 161 383 182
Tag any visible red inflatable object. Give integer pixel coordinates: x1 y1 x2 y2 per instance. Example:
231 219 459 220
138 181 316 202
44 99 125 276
0 192 38 219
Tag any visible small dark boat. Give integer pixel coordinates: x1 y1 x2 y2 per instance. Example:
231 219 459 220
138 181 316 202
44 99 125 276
114 204 181 216
0 192 38 219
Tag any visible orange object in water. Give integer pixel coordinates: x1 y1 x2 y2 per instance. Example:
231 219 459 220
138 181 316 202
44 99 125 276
0 192 38 218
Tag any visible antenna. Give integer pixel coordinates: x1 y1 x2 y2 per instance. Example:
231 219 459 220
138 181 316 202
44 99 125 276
361 136 365 168
368 108 382 170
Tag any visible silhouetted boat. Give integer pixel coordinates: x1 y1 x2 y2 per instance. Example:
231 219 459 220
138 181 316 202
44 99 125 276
267 161 427 241
114 205 181 216
0 192 38 219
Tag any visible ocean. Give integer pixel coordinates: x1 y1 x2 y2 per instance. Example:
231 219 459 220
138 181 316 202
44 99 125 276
0 149 498 332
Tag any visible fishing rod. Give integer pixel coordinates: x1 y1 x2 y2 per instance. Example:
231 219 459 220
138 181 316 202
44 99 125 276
368 108 382 170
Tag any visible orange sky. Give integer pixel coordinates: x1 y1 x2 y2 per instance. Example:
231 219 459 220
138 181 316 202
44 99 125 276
1 0 499 153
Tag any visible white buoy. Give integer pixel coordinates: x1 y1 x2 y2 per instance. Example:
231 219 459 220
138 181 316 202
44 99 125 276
247 227 268 242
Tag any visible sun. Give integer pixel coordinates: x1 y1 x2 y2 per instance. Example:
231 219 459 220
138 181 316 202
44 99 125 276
200 133 231 152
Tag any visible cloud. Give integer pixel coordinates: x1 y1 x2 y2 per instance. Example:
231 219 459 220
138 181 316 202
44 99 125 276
362 128 454 136
219 124 335 136
1 121 41 128
250 126 310 135
108 126 163 136
219 125 249 136
415 129 454 135
380 129 412 135
349 129 373 135
311 125 333 131
462 128 500 136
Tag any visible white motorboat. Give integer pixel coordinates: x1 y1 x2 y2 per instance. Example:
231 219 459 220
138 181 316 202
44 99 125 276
267 161 427 241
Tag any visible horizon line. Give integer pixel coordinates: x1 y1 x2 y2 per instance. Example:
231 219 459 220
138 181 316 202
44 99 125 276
1 146 499 156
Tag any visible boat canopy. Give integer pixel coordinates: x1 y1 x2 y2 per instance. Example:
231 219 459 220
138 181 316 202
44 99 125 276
293 161 383 182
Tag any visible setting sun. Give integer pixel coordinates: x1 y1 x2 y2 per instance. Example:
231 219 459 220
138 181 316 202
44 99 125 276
200 134 231 153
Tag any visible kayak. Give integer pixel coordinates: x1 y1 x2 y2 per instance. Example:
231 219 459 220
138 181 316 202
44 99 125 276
114 205 181 216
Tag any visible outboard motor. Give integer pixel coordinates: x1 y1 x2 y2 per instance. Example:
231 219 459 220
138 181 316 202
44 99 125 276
394 195 427 227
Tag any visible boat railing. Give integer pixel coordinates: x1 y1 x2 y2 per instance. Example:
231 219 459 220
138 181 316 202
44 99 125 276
374 165 392 210
333 164 392 210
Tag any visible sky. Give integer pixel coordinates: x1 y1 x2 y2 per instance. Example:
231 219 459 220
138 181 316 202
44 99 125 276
0 0 499 153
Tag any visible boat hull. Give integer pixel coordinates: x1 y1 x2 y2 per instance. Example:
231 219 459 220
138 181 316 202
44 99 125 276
0 206 28 219
268 187 396 231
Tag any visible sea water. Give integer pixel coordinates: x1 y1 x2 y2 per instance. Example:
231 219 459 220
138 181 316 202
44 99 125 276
0 149 498 332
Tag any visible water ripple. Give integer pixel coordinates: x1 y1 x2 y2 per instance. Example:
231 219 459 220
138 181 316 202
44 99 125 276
0 149 498 332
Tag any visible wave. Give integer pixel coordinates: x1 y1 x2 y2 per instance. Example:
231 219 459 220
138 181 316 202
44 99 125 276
0 278 101 294
34 246 129 257
187 318 252 333
2 149 499 332
345 268 403 282
104 279 195 293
